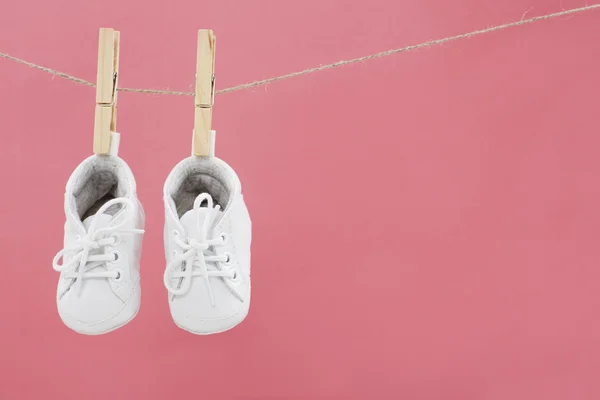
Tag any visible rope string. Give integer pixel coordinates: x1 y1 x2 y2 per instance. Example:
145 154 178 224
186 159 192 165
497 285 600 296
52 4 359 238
1 4 598 96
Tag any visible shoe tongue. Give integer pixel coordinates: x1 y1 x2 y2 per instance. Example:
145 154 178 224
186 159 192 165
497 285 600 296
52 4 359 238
82 213 113 232
79 213 114 283
179 201 223 277
180 206 223 240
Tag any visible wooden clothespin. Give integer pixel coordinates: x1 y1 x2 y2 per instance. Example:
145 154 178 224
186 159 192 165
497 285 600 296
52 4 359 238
93 28 120 155
193 29 216 157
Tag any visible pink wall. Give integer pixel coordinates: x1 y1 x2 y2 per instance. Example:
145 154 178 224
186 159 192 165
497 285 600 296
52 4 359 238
1 0 600 399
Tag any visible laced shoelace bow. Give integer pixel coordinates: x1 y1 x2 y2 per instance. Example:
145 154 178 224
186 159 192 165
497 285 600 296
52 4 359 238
52 198 145 296
163 193 234 307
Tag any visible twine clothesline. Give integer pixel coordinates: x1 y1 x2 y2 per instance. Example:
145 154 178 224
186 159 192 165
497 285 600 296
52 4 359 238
1 4 599 96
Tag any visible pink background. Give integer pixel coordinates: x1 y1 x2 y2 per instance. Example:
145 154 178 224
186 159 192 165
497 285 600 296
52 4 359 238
1 1 600 399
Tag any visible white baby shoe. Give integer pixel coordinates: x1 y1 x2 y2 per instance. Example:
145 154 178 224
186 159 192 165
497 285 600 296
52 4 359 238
52 147 144 335
163 156 251 334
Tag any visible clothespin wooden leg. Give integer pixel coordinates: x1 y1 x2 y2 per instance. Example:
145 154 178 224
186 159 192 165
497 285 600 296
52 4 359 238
93 28 120 155
193 29 216 157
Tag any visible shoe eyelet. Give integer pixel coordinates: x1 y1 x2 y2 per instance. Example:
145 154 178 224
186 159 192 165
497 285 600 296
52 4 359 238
230 269 240 283
224 252 232 266
112 269 123 282
172 230 179 238
112 250 121 262
110 233 121 245
220 232 229 245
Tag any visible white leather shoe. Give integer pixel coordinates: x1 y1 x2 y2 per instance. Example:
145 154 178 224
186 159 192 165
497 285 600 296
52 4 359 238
163 156 251 334
52 151 144 335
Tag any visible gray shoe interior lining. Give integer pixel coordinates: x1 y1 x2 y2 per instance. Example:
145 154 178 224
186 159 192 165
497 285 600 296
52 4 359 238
173 172 229 217
74 162 126 219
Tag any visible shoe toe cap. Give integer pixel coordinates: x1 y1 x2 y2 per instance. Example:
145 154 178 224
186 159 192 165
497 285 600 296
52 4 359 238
57 281 139 335
169 279 249 334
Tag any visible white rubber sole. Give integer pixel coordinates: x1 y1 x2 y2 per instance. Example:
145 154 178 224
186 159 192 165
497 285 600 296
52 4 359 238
172 297 250 335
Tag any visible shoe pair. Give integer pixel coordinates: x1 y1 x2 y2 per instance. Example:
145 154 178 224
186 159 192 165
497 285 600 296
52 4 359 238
52 139 251 335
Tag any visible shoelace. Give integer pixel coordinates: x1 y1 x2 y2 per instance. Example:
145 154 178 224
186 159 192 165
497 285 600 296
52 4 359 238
52 198 144 296
163 193 234 307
